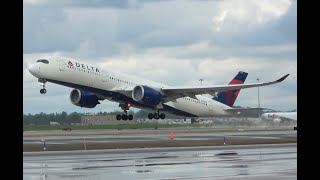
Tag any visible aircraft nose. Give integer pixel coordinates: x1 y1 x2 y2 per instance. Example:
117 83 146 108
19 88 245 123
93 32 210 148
28 63 40 76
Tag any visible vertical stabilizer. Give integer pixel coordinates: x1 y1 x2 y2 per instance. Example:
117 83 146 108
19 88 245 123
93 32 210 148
213 71 248 107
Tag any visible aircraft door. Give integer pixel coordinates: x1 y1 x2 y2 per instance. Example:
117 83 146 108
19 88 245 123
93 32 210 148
208 104 214 111
59 60 65 71
101 71 109 82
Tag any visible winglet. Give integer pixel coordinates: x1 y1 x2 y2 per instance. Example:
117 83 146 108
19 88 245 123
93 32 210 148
276 74 290 82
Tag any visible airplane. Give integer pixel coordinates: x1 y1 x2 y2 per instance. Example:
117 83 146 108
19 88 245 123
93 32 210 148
28 56 289 121
261 111 297 123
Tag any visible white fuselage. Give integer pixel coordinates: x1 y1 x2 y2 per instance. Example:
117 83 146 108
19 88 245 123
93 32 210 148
29 57 233 117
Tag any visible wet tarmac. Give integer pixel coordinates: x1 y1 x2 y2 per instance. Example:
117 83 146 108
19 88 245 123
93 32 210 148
24 143 296 180
24 131 296 145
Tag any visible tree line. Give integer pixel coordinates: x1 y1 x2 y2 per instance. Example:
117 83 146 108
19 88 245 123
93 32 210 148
23 107 295 125
24 112 82 125
23 110 182 125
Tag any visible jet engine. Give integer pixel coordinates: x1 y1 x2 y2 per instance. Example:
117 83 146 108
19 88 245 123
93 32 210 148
132 85 162 106
70 89 100 108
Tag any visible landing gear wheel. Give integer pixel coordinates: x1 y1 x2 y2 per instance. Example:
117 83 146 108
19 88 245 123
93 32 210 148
122 114 128 120
128 114 133 120
148 113 154 119
116 115 122 120
154 113 159 120
160 113 165 119
40 89 47 94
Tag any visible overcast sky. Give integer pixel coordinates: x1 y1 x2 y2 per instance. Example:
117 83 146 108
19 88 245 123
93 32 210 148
23 0 297 114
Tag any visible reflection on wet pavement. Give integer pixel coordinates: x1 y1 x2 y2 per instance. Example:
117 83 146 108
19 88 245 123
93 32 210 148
24 144 296 180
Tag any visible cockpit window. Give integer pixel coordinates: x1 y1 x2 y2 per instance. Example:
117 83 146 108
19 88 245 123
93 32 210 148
36 59 49 64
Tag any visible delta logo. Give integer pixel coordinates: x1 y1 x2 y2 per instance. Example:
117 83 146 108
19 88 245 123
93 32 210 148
66 60 100 73
68 61 73 66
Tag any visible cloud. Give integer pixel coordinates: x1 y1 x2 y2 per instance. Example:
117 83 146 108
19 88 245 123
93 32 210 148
23 0 141 9
212 0 292 32
24 0 296 56
237 86 296 111
23 0 296 114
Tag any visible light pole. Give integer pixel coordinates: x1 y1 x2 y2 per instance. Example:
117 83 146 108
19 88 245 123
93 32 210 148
199 79 204 96
199 78 204 86
257 78 260 108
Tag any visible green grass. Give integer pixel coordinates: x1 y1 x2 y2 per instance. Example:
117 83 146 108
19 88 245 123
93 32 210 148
23 123 205 131
23 123 294 131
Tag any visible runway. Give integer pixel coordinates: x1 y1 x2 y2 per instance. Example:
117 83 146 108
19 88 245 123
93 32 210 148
23 143 296 180
23 129 296 145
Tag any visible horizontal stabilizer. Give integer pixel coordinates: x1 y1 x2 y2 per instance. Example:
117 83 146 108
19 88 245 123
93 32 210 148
224 107 267 114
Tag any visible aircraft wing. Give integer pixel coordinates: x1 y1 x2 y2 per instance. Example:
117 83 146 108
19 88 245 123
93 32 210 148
112 74 289 103
161 74 289 102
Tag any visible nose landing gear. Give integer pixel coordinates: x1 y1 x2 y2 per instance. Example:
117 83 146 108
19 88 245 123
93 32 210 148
40 89 47 94
39 79 47 94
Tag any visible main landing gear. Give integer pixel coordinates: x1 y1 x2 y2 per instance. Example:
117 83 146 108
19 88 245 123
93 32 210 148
116 103 134 121
39 79 47 94
148 110 165 120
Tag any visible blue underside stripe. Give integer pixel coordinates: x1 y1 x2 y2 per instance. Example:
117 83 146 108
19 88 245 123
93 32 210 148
47 79 198 117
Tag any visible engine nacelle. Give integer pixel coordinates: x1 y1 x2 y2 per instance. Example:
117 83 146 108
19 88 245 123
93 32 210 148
132 85 162 106
70 89 100 108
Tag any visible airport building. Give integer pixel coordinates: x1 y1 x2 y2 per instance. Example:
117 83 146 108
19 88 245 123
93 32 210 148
81 115 136 125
